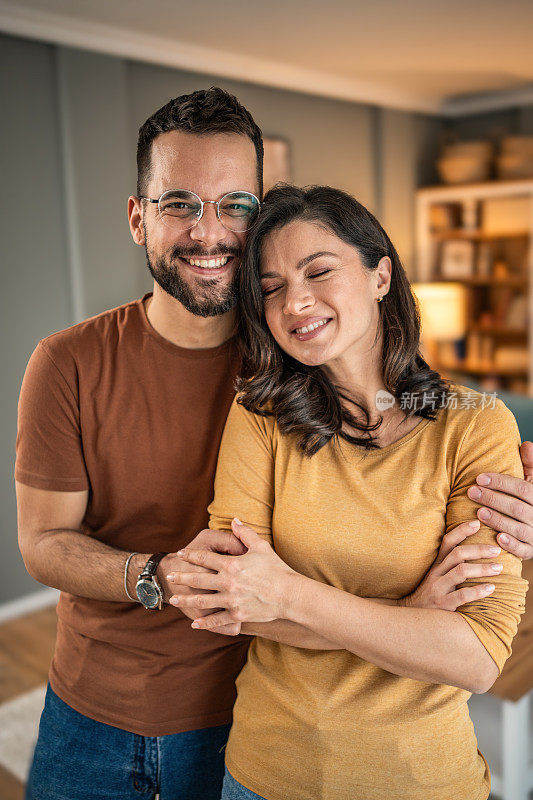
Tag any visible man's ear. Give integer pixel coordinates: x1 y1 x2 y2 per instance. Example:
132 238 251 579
128 196 145 246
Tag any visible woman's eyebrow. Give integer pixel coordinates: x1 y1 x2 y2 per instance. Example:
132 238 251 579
260 251 338 280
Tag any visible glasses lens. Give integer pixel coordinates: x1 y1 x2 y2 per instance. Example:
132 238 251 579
219 192 260 232
158 190 201 227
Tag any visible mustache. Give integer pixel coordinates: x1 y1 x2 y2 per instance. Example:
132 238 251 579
170 244 242 259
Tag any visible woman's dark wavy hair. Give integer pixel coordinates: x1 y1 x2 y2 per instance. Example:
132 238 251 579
236 184 450 456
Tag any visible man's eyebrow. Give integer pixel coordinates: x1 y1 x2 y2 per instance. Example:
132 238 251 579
260 251 338 280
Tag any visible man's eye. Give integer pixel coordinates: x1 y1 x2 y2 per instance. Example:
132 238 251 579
309 269 331 279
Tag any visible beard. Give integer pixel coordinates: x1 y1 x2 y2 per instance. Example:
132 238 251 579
145 234 241 318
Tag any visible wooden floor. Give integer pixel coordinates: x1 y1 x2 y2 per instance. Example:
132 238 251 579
0 606 57 800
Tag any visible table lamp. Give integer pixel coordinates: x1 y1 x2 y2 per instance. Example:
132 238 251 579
411 282 468 367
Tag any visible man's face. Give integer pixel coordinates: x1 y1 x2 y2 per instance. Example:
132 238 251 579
139 130 259 317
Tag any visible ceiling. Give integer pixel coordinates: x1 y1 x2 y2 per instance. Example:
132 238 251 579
1 0 532 115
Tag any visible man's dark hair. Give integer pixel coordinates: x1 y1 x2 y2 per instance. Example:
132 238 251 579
136 87 263 196
236 184 450 455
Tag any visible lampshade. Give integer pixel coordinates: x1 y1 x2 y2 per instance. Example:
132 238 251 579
411 282 467 341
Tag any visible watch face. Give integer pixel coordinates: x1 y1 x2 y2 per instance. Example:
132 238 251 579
136 579 160 609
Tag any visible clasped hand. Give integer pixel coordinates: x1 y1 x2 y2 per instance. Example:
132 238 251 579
167 516 509 637
167 519 295 630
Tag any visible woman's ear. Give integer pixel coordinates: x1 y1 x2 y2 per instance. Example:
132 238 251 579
376 256 392 298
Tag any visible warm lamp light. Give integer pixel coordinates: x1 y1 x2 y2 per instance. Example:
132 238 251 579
411 282 468 366
411 282 467 340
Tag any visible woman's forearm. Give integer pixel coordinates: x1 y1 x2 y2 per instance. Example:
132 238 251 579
242 597 400 649
241 620 342 649
281 573 498 693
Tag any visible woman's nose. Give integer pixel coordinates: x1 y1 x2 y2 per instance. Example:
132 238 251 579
283 285 314 316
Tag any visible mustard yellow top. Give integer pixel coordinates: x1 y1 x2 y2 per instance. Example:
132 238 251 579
208 386 528 800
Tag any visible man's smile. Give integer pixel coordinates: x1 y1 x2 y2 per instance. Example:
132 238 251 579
178 254 235 276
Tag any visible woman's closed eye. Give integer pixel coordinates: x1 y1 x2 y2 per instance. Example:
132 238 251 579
261 283 281 297
261 269 332 297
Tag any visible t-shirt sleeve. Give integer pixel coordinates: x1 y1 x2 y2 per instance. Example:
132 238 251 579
446 398 529 674
15 340 89 491
208 396 275 545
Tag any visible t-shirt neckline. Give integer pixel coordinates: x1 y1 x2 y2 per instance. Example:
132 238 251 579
351 416 432 456
136 293 239 359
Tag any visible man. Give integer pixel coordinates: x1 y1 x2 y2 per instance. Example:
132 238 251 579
16 88 533 800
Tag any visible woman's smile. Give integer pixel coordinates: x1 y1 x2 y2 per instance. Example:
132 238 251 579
291 316 333 341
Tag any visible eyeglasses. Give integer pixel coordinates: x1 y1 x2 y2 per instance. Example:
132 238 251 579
139 189 261 233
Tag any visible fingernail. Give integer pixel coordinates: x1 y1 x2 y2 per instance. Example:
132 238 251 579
469 487 482 500
478 508 491 520
469 520 481 530
191 622 200 628
177 550 185 556
484 584 495 592
169 598 180 606
491 563 503 572
489 546 501 554
498 534 509 545
166 574 174 581
477 474 491 486
233 518 243 526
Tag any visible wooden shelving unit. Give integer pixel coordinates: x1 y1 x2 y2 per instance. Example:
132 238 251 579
416 179 533 396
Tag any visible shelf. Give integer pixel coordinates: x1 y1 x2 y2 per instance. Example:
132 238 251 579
437 276 528 287
417 179 533 396
437 360 529 376
433 229 529 241
467 324 528 336
417 178 533 201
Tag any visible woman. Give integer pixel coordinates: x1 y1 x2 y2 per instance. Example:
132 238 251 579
170 186 527 800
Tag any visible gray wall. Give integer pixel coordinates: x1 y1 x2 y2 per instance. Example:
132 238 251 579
1 35 72 602
0 32 456 605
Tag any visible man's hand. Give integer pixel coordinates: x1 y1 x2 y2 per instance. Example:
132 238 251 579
168 520 296 630
402 519 503 610
163 529 246 635
466 441 533 560
158 529 246 604
170 520 504 635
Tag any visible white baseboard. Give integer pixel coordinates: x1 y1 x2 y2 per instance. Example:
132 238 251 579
0 588 59 625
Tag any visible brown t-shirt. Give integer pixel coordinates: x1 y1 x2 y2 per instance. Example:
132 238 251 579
15 294 250 736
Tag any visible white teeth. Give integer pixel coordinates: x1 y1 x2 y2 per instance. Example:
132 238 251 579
186 257 229 269
294 319 329 335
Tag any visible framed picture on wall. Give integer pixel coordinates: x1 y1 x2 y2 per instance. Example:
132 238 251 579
263 137 291 193
439 239 475 279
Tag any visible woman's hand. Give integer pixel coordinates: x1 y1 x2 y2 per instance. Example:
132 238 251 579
169 519 296 630
401 519 502 610
168 518 502 635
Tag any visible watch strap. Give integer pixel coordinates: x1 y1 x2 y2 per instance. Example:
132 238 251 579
140 552 167 578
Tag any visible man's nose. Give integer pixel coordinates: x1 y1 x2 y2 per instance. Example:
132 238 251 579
188 203 228 248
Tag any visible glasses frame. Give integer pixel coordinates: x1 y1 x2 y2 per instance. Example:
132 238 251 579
139 189 262 233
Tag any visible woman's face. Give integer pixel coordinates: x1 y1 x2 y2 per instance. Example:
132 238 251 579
259 219 391 370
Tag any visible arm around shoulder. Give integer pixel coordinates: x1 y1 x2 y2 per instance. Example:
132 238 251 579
446 399 528 681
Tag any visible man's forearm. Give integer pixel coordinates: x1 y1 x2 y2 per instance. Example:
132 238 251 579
24 528 154 602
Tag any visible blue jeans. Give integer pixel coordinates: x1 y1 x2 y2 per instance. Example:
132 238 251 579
221 766 267 799
26 684 231 800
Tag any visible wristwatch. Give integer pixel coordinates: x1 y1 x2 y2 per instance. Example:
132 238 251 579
135 552 167 610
